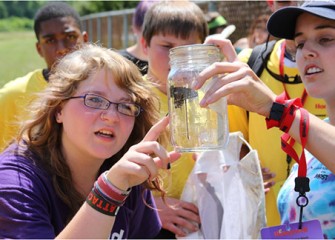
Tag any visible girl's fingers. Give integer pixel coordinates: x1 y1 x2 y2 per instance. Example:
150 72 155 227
131 141 180 172
142 116 169 142
134 141 168 159
128 153 158 181
126 150 180 182
153 151 181 169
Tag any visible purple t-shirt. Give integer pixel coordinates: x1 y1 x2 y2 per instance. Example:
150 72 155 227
0 143 161 239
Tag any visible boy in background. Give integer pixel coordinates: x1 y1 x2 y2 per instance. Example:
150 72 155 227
0 2 88 151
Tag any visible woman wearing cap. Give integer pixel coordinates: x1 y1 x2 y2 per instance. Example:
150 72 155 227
268 1 335 238
193 1 335 237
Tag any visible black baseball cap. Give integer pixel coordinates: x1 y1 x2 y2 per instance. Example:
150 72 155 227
267 1 335 40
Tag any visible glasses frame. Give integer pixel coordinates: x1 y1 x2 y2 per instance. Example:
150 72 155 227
67 93 143 117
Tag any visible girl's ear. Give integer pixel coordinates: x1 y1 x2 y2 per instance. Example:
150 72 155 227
55 108 63 123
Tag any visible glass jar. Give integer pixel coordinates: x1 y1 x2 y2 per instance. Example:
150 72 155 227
167 44 229 152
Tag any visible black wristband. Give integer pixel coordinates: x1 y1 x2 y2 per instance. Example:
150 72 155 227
269 102 285 121
86 189 120 216
266 101 286 129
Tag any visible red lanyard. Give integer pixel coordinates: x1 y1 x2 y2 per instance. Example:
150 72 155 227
279 40 286 77
278 44 311 228
270 91 310 229
281 107 309 177
274 93 310 177
284 106 310 230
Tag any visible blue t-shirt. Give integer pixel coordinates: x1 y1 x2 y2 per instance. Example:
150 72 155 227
277 118 335 238
0 143 161 239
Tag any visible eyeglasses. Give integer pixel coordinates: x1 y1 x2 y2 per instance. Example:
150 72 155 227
67 93 142 117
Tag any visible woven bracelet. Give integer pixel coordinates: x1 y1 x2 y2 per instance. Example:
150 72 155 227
93 181 124 206
96 171 131 204
102 171 131 195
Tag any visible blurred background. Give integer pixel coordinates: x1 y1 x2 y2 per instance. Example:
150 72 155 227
0 1 270 88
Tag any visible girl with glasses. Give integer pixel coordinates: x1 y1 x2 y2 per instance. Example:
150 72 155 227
0 44 180 238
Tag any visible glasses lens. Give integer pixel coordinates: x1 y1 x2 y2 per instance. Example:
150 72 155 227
118 103 141 116
85 94 109 109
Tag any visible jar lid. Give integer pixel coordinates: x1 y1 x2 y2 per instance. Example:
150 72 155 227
169 44 218 54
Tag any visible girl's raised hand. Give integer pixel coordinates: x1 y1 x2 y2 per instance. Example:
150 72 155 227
107 116 181 191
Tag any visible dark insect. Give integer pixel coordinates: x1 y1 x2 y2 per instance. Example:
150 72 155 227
170 86 198 108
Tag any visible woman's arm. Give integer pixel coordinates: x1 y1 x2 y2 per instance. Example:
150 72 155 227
288 111 335 173
195 35 335 174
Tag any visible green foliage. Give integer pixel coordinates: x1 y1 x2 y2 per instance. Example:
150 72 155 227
0 1 45 19
0 1 138 23
0 0 140 32
0 17 33 32
0 2 7 19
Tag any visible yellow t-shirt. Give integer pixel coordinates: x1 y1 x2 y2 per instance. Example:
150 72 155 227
0 69 47 151
239 39 327 226
146 77 248 198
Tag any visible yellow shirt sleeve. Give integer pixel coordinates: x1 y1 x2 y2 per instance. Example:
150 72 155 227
238 48 253 63
0 69 46 151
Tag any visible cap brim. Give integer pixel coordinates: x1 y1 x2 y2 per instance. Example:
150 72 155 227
267 4 335 40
